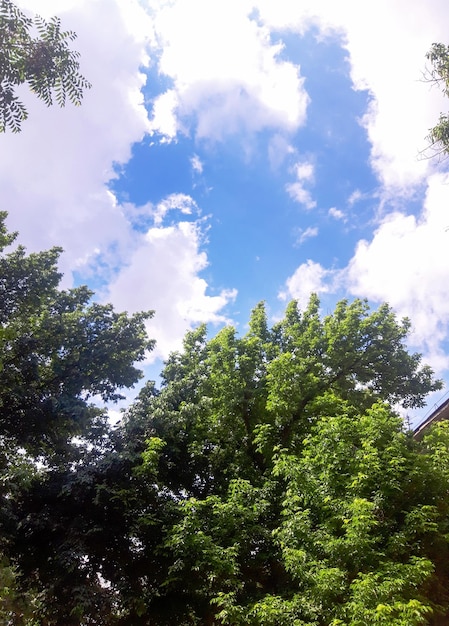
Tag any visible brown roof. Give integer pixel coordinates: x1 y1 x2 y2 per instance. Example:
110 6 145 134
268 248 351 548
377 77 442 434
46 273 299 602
413 396 449 441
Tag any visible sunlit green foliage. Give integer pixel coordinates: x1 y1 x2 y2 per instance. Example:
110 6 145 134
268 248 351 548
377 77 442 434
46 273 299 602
109 297 447 625
1 216 448 623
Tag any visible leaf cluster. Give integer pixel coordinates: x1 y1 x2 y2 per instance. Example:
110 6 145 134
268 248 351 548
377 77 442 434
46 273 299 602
0 0 91 132
423 42 449 159
0 216 153 460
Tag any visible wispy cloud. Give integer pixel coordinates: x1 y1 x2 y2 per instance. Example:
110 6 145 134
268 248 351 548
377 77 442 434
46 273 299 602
153 193 199 225
286 160 316 209
191 154 204 174
328 207 346 220
297 226 319 245
348 189 363 206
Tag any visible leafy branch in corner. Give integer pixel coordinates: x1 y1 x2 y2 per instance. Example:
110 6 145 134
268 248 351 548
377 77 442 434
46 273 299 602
0 0 91 132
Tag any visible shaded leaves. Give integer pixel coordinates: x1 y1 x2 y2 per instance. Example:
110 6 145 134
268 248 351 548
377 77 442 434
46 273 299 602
0 0 91 132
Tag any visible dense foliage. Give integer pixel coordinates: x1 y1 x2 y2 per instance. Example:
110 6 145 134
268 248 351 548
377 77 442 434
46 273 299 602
1 215 448 624
0 0 91 132
0 213 154 623
111 299 448 625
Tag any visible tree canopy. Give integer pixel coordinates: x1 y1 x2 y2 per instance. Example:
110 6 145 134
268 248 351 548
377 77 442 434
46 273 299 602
0 0 91 132
0 213 154 623
2 231 448 624
105 297 447 625
0 212 153 461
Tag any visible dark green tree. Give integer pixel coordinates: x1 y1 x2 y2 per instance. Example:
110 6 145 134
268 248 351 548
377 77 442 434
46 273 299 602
0 212 153 462
0 213 154 623
0 0 91 132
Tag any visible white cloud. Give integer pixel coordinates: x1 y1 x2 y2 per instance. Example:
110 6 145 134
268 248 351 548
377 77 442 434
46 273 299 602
3 0 152 282
297 226 318 245
286 184 316 209
153 193 199 225
268 134 295 170
286 160 316 209
279 259 335 308
293 162 314 181
191 154 204 174
150 89 180 139
256 0 449 192
1 1 235 363
148 0 309 141
146 0 449 193
104 220 237 360
7 0 449 382
346 173 449 369
328 207 345 220
348 190 363 206
281 172 449 379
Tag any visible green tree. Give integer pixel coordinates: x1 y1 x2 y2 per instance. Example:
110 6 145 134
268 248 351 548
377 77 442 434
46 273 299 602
425 42 449 158
0 0 91 132
0 212 153 462
106 297 446 625
6 273 449 623
269 399 449 626
0 213 154 623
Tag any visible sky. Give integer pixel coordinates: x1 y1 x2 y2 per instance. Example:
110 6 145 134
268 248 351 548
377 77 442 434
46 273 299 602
3 0 449 427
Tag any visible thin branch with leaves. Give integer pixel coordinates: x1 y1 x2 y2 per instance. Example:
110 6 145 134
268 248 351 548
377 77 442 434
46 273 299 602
0 0 91 132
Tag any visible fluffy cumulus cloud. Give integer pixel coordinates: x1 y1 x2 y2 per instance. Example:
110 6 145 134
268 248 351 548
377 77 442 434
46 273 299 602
6 0 449 381
281 173 449 373
279 259 335 308
346 173 449 370
104 219 237 361
1 0 237 361
147 0 309 141
257 0 449 383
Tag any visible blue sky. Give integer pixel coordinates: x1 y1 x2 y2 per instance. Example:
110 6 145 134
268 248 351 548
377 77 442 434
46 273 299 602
4 0 449 427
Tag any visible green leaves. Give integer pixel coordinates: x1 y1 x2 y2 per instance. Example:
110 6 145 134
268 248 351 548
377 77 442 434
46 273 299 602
424 42 449 158
114 296 448 624
271 398 449 625
0 0 91 132
0 208 154 458
2 258 448 625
